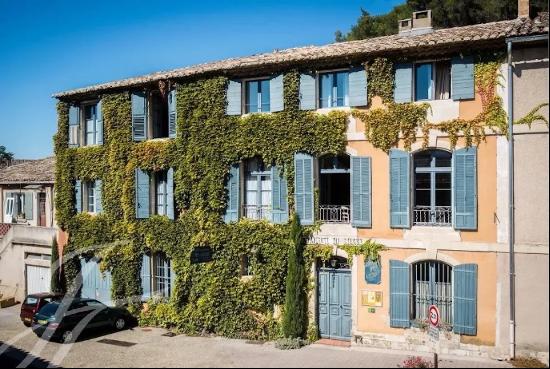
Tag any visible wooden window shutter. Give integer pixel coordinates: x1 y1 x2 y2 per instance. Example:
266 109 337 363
96 100 103 145
166 168 175 220
453 147 477 230
271 165 288 224
351 156 372 227
299 73 316 110
269 74 284 112
348 67 368 107
74 180 82 214
69 106 80 148
453 263 478 335
389 149 411 228
389 260 411 328
135 169 150 219
132 92 147 141
168 90 177 138
394 63 413 103
224 164 240 223
451 56 475 100
294 153 314 225
226 80 242 116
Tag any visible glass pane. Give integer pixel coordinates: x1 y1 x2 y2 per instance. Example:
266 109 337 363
415 63 432 101
436 172 451 190
261 176 272 206
86 119 95 145
436 190 451 206
415 189 431 207
260 80 270 112
415 173 431 190
319 73 333 108
88 182 95 212
84 105 94 120
335 72 348 106
246 81 258 113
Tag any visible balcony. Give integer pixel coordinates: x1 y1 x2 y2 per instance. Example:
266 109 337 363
318 205 350 224
242 205 271 221
413 206 452 227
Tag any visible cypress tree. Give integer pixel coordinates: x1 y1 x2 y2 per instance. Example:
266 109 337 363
50 237 64 293
282 214 307 339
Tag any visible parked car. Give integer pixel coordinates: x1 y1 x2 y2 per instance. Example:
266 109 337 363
20 293 63 327
32 298 133 343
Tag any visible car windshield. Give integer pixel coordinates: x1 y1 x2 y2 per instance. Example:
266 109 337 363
38 302 60 317
24 297 39 306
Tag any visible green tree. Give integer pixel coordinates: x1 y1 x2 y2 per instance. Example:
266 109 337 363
336 0 548 41
50 237 65 293
0 145 14 166
281 214 308 339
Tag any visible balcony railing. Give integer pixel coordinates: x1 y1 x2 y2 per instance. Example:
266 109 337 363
413 206 452 226
242 205 271 221
318 205 350 224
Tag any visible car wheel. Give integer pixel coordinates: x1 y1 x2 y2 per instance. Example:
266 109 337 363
61 330 74 344
23 322 31 328
114 317 126 331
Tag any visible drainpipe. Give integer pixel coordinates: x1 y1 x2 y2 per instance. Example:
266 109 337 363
506 39 516 361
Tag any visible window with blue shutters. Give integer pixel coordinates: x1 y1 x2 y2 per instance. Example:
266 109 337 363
390 260 411 328
351 156 371 227
74 180 102 214
395 61 452 103
348 67 368 107
246 79 270 113
270 74 284 112
299 73 316 110
168 90 177 138
389 149 411 228
319 71 349 108
319 155 351 224
141 254 152 301
224 164 240 223
453 147 477 230
226 80 242 116
271 165 288 224
132 92 148 141
451 56 475 100
294 153 314 225
69 106 80 148
412 261 453 326
243 158 273 221
453 263 478 335
154 252 173 299
135 169 150 219
83 102 104 146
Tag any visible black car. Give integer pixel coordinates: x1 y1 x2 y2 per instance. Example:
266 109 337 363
32 298 133 343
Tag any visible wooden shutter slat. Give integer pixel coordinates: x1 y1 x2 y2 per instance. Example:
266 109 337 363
394 63 413 103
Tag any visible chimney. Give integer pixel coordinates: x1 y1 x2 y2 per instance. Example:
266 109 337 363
518 0 530 18
398 10 433 36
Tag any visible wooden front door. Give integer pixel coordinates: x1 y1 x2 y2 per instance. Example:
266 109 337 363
318 268 352 340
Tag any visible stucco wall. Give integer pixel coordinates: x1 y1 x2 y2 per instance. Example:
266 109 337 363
354 248 498 345
513 46 549 123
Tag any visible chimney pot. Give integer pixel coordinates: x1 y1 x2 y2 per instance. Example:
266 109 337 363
518 0 530 18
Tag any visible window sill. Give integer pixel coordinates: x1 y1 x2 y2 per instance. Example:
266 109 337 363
241 111 274 117
404 226 461 242
315 106 352 114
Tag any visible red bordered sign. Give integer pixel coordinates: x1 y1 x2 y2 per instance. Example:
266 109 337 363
428 305 440 327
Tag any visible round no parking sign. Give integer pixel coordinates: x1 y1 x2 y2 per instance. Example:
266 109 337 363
429 305 440 327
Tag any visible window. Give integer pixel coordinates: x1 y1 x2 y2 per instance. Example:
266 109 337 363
244 158 272 220
413 150 452 226
155 171 169 216
412 261 453 326
84 105 98 146
318 154 351 224
150 91 169 139
86 181 96 213
240 255 253 277
414 60 451 101
8 192 33 220
153 253 172 298
245 79 270 113
319 71 349 108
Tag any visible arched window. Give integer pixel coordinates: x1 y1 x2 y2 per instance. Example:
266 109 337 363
413 149 452 226
412 260 453 326
318 154 351 224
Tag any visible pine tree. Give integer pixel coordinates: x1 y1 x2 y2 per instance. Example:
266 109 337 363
282 214 307 339
50 237 64 293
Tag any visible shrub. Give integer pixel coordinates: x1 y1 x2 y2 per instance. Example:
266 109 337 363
400 356 433 368
275 337 308 350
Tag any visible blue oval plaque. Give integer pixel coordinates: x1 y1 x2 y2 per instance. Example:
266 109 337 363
365 260 381 284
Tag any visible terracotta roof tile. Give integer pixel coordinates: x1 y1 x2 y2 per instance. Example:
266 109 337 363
0 157 55 184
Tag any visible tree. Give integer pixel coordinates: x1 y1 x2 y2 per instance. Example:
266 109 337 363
281 214 308 339
0 145 14 166
336 0 549 41
50 237 65 293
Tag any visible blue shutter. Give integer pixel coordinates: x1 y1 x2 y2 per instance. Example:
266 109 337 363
69 106 80 148
224 164 240 223
389 149 410 228
270 74 284 112
24 192 33 220
390 260 410 328
348 67 368 107
135 169 150 219
95 179 103 214
394 63 413 103
166 168 175 220
351 156 372 227
453 263 478 335
132 92 147 141
271 165 288 224
226 80 242 116
453 147 477 230
75 180 82 213
169 260 176 298
96 100 103 145
168 90 177 138
299 73 316 110
141 254 151 301
451 56 475 100
294 153 314 225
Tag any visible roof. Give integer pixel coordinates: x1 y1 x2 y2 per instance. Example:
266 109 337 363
0 157 55 185
54 15 549 99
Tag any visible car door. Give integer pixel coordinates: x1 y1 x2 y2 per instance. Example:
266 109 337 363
85 300 111 328
64 301 92 333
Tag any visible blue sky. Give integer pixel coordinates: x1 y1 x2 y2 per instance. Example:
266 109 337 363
0 0 401 159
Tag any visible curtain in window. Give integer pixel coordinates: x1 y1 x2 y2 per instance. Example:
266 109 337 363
435 62 451 100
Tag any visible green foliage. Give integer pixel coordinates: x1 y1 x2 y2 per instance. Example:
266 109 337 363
275 337 308 350
55 71 348 340
0 145 14 165
50 237 64 293
366 58 395 104
282 215 308 339
342 239 387 263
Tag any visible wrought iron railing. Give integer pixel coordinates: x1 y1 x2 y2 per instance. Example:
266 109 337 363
413 206 452 226
242 205 271 221
318 205 351 224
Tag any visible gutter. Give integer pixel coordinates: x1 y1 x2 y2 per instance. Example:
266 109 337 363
505 32 548 360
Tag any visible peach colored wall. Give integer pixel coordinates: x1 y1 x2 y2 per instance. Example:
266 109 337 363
355 248 497 345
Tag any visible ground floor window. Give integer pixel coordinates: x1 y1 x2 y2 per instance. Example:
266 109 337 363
412 260 453 326
141 252 174 300
244 157 272 220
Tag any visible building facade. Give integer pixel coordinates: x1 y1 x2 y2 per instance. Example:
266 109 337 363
54 10 548 362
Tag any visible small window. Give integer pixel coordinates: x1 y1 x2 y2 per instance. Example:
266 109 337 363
240 255 253 277
414 61 451 101
319 71 349 108
153 253 172 298
245 79 270 113
150 91 169 139
244 158 272 220
155 171 168 216
86 182 96 213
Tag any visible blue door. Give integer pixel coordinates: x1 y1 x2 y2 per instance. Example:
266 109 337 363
318 268 352 340
80 258 113 306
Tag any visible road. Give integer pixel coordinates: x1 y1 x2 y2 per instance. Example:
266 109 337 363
0 304 511 368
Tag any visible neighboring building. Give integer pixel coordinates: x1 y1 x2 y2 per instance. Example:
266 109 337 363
53 2 548 363
0 158 57 303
